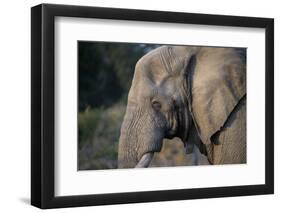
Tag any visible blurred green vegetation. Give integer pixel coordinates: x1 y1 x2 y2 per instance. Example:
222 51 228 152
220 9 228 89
78 102 126 170
79 42 159 111
78 108 102 149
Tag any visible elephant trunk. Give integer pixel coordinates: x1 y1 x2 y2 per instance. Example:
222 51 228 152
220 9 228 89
118 116 138 168
118 105 164 168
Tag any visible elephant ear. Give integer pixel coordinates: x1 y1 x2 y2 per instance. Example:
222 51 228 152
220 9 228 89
187 47 246 145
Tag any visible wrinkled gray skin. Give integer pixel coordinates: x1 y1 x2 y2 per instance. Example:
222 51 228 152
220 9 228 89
118 46 246 168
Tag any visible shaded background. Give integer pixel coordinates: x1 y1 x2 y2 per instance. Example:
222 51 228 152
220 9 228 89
79 42 242 170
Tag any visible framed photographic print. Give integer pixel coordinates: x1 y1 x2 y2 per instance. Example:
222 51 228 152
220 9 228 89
31 3 274 209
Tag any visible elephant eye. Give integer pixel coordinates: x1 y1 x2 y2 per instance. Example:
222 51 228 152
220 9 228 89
152 100 161 110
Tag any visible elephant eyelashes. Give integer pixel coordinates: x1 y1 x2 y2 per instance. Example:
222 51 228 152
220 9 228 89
152 100 161 110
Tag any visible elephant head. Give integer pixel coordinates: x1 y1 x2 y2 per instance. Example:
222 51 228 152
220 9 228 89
118 45 246 168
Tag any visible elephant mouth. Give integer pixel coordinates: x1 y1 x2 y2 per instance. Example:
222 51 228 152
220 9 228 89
135 152 154 168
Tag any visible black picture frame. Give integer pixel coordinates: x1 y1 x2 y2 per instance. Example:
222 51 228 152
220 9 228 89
31 3 274 209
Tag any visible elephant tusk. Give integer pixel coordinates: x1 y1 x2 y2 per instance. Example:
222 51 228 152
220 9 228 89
135 153 154 168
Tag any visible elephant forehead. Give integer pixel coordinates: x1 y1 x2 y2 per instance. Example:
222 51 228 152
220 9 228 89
138 55 169 85
136 53 183 86
130 77 179 104
129 46 189 102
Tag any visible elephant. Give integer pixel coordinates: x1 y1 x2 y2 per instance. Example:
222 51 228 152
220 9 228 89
118 45 246 168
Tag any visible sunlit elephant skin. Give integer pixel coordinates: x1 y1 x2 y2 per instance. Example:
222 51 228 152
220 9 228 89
118 46 246 168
